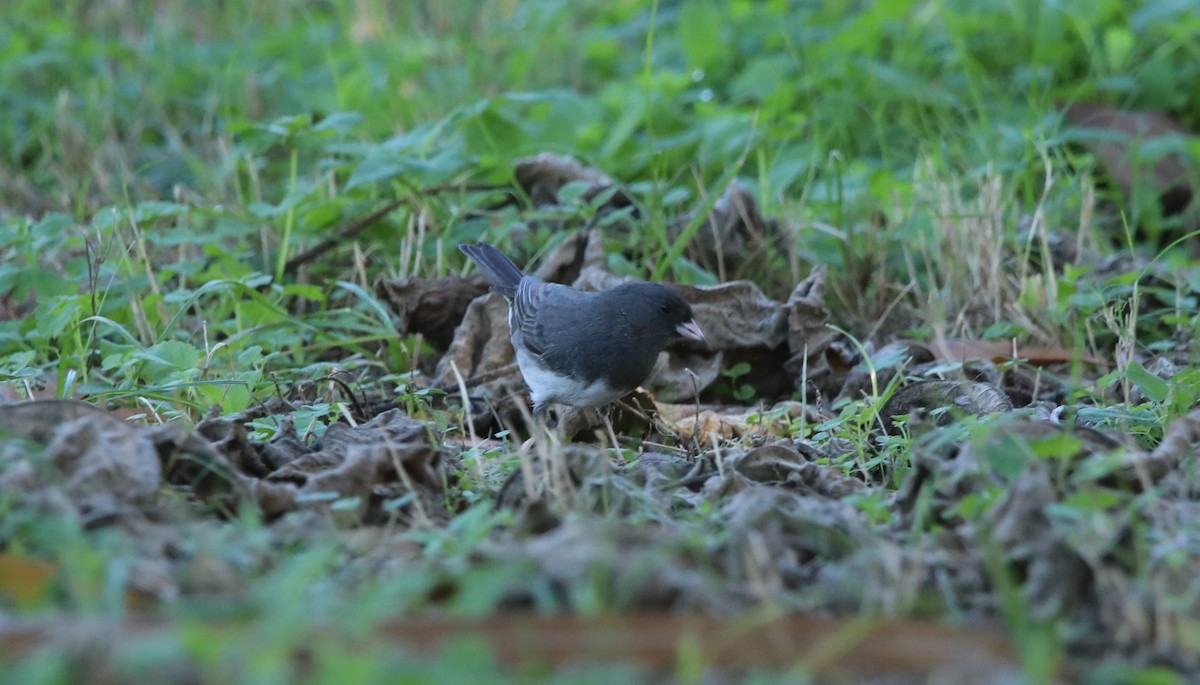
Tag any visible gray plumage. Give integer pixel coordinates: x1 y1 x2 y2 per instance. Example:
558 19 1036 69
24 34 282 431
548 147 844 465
458 242 705 412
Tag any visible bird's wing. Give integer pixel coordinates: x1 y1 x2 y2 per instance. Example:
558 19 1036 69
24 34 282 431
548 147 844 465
510 276 549 356
511 278 589 359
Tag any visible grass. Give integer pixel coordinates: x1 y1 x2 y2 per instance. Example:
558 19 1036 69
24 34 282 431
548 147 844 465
2 0 1200 682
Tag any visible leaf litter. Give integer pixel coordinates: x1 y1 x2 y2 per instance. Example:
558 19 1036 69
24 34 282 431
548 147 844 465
3 153 1200 683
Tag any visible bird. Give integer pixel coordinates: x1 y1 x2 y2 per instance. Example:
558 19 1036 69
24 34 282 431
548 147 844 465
458 242 706 413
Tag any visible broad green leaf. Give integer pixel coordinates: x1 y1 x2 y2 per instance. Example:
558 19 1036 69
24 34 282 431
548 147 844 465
1061 490 1123 512
346 156 408 189
983 434 1031 480
1126 361 1169 403
1029 433 1084 460
30 295 85 340
725 361 751 378
730 55 794 104
265 113 313 136
140 340 202 371
313 111 363 134
335 281 394 329
678 1 723 72
1103 27 1133 70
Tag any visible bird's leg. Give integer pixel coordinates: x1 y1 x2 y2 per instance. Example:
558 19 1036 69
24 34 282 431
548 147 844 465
527 401 555 447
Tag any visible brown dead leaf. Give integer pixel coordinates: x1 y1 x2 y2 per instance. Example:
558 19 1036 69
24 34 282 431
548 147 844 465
645 348 724 403
922 339 1103 366
0 400 162 522
256 409 446 521
655 401 819 441
0 613 1025 680
383 614 1021 678
1063 103 1197 217
671 179 788 281
513 152 630 209
156 411 262 514
376 274 491 350
726 444 865 497
504 518 735 611
433 292 521 404
164 406 449 522
676 279 789 351
988 461 1096 623
0 399 121 444
879 380 1012 434
0 554 56 607
784 265 835 380
719 487 871 559
1117 407 1200 486
532 230 594 284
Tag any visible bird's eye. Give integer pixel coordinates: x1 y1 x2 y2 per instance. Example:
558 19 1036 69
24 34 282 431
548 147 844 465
660 303 674 314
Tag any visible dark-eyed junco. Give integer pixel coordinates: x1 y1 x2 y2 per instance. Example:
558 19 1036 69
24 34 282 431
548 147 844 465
458 242 705 413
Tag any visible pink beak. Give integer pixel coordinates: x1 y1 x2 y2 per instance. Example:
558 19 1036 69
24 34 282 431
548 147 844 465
676 319 706 342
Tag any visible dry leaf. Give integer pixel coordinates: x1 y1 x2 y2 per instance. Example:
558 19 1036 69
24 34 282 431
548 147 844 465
513 152 628 209
380 614 1021 678
655 401 819 441
923 339 1103 366
0 400 162 522
1063 103 1197 217
0 554 56 607
376 274 490 350
671 179 788 279
879 380 1012 433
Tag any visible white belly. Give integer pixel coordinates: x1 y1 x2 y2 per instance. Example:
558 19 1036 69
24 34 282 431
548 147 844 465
515 347 623 408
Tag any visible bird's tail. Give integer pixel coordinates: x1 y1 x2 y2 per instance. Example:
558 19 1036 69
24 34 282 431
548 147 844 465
458 242 524 298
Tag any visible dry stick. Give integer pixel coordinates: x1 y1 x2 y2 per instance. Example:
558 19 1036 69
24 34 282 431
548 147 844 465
602 410 622 464
335 402 358 427
449 360 484 484
353 241 369 287
544 418 573 508
712 431 725 481
315 374 367 419
517 405 576 508
1076 174 1094 266
399 212 418 279
690 166 726 282
389 444 433 528
686 368 702 455
1131 408 1200 486
282 183 503 276
864 279 916 343
513 399 544 504
437 362 522 393
284 198 405 275
631 439 686 455
127 209 169 325
138 397 164 424
800 343 809 438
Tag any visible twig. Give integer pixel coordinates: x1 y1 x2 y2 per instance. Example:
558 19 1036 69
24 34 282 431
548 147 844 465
316 373 367 420
449 360 484 483
282 183 504 276
284 198 405 275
